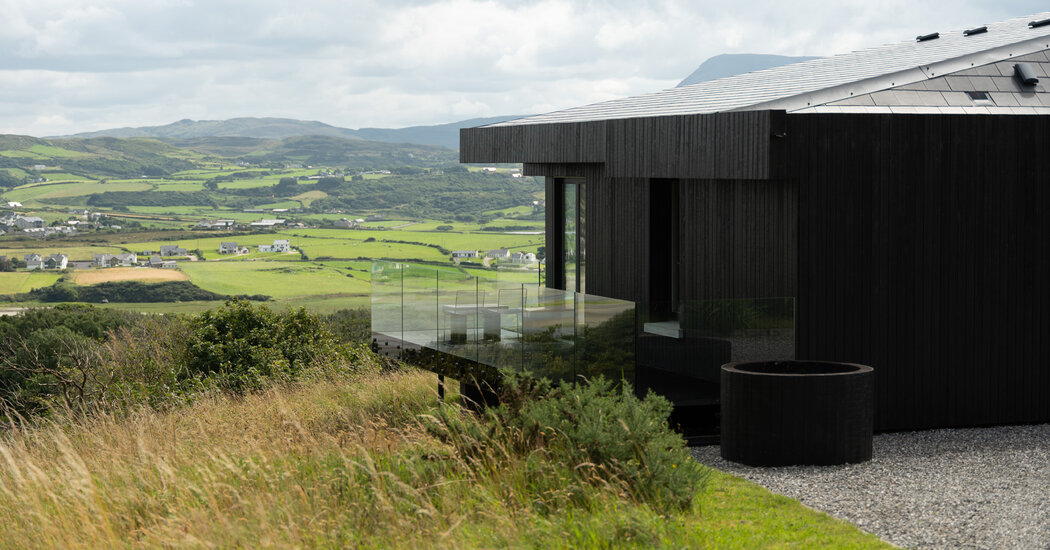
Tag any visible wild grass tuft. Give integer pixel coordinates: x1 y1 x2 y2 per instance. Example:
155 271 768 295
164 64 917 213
0 366 893 548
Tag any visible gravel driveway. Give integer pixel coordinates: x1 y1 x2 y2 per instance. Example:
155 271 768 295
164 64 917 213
691 424 1050 549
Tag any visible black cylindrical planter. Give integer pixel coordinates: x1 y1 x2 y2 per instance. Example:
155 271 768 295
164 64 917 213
721 360 873 466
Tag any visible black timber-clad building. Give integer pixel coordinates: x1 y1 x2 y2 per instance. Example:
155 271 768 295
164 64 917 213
460 13 1050 432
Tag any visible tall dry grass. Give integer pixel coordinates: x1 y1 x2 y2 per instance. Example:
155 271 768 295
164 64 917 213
0 368 449 548
0 366 891 549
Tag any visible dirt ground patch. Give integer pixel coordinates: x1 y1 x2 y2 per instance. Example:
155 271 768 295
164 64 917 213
73 267 190 285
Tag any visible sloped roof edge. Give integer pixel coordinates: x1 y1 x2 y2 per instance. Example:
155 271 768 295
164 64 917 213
488 12 1050 126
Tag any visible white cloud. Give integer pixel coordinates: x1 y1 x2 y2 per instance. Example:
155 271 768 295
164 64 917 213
0 0 1046 135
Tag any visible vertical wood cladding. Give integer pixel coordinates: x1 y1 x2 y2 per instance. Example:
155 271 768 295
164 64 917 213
792 113 1050 432
678 179 797 301
470 109 1050 433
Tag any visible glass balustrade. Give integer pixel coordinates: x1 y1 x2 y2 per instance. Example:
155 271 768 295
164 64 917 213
371 260 635 385
372 260 794 404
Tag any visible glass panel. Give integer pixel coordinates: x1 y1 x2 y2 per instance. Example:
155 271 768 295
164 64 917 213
437 268 479 363
563 182 577 292
477 277 527 372
523 286 575 382
370 260 403 360
372 260 639 390
400 263 439 352
575 293 634 385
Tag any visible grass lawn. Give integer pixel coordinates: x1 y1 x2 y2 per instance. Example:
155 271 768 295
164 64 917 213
298 239 448 262
284 228 543 253
179 260 368 299
151 182 205 192
0 271 62 294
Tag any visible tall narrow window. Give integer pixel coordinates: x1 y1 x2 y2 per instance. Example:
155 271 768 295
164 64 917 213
559 178 585 293
649 179 679 319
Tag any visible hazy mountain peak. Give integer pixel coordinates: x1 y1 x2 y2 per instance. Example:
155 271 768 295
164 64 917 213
677 53 818 87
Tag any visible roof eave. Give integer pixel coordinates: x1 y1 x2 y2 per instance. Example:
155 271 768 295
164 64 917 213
739 34 1050 113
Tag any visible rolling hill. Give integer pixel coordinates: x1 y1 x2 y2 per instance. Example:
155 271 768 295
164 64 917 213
61 115 525 150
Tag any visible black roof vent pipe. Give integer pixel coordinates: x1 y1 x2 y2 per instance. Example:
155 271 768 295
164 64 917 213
1029 18 1050 28
963 26 988 36
916 32 940 42
1014 63 1040 86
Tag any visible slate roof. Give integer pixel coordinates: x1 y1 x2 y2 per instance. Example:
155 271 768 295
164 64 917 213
492 12 1050 126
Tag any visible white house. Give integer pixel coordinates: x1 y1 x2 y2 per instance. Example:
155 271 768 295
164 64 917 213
116 253 138 266
219 242 241 254
507 252 538 265
24 254 43 270
93 254 119 268
451 250 480 260
258 239 291 253
44 254 67 270
486 249 511 260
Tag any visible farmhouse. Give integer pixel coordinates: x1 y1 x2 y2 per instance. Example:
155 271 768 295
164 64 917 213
219 242 241 254
451 250 480 260
376 12 1050 435
116 253 138 266
249 219 286 228
23 254 43 270
485 249 510 260
159 245 187 257
13 216 45 230
93 254 120 268
333 218 360 229
258 239 291 253
196 219 236 230
44 254 67 270
506 251 537 265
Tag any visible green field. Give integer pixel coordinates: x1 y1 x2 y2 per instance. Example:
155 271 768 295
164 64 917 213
5 181 153 203
285 228 542 252
0 271 62 294
179 261 368 299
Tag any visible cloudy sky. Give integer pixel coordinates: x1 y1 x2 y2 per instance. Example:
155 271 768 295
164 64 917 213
1 0 1047 136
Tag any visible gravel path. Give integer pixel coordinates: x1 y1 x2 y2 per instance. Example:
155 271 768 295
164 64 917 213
691 424 1050 549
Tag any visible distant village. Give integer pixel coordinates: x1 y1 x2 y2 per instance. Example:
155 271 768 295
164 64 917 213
6 238 297 272
0 208 118 238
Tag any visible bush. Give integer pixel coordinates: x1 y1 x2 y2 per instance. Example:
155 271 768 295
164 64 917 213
0 305 138 415
186 299 346 392
323 307 370 345
425 375 706 512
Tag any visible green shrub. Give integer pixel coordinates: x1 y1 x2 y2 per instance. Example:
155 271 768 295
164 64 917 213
425 376 706 513
186 299 345 392
0 305 137 415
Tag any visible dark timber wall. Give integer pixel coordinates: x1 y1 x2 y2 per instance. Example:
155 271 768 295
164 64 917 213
463 110 1050 432
791 113 1050 431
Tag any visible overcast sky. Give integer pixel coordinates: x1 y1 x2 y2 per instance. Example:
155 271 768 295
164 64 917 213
1 0 1047 136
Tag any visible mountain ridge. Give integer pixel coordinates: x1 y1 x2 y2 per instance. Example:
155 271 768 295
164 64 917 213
58 115 525 150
